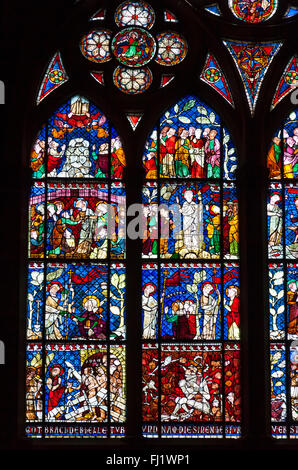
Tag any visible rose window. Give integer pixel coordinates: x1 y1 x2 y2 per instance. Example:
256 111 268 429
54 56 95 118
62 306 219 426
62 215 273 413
80 1 188 95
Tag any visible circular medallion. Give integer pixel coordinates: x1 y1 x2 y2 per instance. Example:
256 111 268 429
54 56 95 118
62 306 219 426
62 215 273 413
113 66 152 94
155 32 187 66
115 1 155 29
237 46 269 76
80 30 112 63
111 27 156 67
285 70 298 85
49 69 65 84
204 67 221 83
229 0 278 23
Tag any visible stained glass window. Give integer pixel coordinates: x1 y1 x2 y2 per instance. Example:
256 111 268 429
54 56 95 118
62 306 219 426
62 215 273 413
21 0 295 446
142 95 241 438
267 108 298 439
26 95 127 438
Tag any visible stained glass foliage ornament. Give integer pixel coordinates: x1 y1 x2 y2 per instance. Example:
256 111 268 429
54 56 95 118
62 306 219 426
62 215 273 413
271 57 298 110
31 95 126 179
224 40 282 114
115 1 155 29
90 71 104 86
164 10 178 22
37 53 68 105
80 30 112 63
112 27 156 67
27 263 44 340
155 32 187 66
200 54 234 107
113 66 152 94
284 6 298 18
270 344 287 430
205 4 221 16
229 0 278 23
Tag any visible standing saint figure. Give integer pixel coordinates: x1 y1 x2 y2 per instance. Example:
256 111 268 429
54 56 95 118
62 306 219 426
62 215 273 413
267 193 283 250
174 127 190 177
267 136 282 179
225 286 240 340
190 128 205 178
176 188 203 255
200 282 220 340
204 129 220 178
288 280 298 335
142 283 158 339
45 281 66 340
160 127 176 178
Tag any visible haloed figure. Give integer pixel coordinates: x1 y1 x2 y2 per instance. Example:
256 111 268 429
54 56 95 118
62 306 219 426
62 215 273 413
177 189 203 254
200 282 220 340
79 296 106 339
225 286 240 340
142 283 158 339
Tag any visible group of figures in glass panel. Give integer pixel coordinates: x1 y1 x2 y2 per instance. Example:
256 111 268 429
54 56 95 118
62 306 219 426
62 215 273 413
143 97 237 180
267 108 298 439
142 182 238 260
142 263 240 341
26 343 126 427
29 182 126 260
31 96 126 179
267 109 298 259
229 0 278 23
142 343 241 425
27 263 126 342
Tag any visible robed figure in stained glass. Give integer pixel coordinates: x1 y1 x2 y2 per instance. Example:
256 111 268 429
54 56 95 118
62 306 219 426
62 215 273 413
142 283 158 339
176 188 204 256
200 282 220 340
267 193 283 250
288 280 298 335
